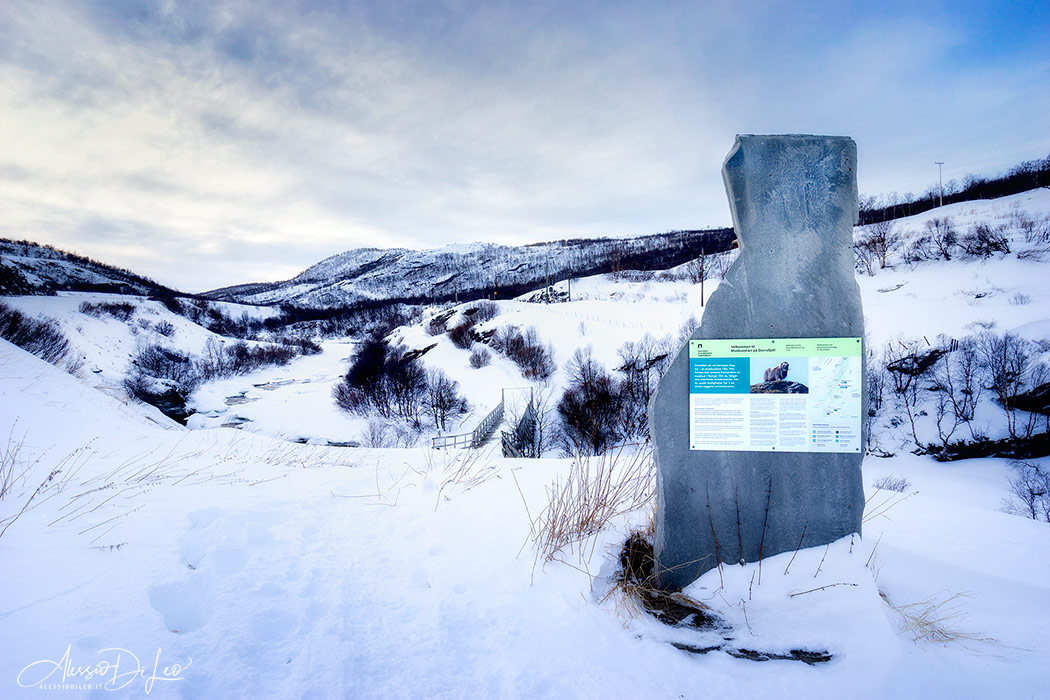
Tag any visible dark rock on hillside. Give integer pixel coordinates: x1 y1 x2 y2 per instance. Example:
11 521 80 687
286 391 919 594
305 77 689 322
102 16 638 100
1008 382 1050 415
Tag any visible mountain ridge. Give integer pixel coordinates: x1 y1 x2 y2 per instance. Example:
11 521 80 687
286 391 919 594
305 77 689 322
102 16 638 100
204 228 737 309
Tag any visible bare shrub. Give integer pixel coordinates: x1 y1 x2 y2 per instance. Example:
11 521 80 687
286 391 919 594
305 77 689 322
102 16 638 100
903 235 938 263
194 338 297 380
424 368 470 431
357 418 420 448
1009 292 1031 306
872 474 911 493
931 337 983 444
0 302 70 365
1016 244 1050 262
465 300 499 323
976 331 1045 439
333 334 427 421
855 221 899 274
276 334 322 356
333 381 368 414
558 347 624 456
469 346 491 368
685 254 712 285
925 217 958 261
448 322 477 350
1011 210 1050 244
492 325 555 381
425 313 449 337
884 338 942 446
854 241 876 276
615 334 672 439
1001 460 1050 522
961 223 1009 258
79 301 135 321
709 249 738 280
866 353 886 451
675 315 699 348
130 344 197 391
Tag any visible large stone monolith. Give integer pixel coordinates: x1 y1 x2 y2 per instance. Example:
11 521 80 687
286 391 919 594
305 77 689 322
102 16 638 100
650 134 866 590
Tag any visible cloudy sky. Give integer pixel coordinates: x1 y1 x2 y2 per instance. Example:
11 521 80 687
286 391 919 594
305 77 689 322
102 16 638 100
1 1 1047 292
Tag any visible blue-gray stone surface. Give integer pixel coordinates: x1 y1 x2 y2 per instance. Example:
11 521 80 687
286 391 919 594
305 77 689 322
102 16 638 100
650 134 866 590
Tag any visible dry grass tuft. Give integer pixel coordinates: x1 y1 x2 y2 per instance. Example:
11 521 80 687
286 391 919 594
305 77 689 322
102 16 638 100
434 447 500 509
0 427 30 501
863 487 916 524
881 590 995 645
530 445 654 563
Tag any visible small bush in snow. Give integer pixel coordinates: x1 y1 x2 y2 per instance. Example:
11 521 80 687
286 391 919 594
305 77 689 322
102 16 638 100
872 474 911 493
465 300 499 323
615 335 672 439
854 221 899 274
154 320 176 337
78 301 135 321
558 347 625 456
469 346 491 368
127 344 198 395
903 235 938 264
884 338 942 446
960 223 1009 258
358 418 420 448
1012 210 1050 244
1001 460 1050 522
333 334 428 422
424 368 470 431
448 322 477 350
930 337 984 445
0 302 70 365
425 314 449 337
1008 292 1031 306
491 325 555 381
275 334 322 356
976 331 1047 440
926 217 958 261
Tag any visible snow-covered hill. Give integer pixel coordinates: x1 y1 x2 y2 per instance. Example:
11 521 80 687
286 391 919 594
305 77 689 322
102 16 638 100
0 238 177 297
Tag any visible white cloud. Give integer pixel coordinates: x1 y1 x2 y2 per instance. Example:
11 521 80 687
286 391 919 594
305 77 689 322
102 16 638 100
0 1 1047 291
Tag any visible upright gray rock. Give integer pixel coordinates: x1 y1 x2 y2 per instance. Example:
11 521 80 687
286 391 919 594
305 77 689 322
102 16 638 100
650 134 866 590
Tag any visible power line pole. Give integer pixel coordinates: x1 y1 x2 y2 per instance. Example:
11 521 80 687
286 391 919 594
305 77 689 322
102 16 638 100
935 161 944 208
544 255 550 304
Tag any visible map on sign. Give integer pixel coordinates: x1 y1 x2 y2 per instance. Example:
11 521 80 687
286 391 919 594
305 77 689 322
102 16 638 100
688 337 862 454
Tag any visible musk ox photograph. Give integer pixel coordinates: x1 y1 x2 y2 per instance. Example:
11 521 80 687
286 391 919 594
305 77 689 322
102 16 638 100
750 357 809 394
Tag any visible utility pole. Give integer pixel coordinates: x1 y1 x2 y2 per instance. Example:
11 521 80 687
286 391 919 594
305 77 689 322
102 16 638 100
699 253 705 307
544 255 550 304
935 161 944 208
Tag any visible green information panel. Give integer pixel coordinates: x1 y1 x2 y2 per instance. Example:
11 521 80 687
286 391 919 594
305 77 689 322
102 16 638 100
688 337 862 453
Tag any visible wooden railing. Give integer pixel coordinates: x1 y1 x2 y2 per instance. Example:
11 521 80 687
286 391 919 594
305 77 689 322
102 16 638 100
431 400 505 450
431 432 475 449
471 401 505 448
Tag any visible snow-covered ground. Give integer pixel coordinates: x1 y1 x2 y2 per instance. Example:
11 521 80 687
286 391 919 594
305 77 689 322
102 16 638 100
2 190 1049 698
